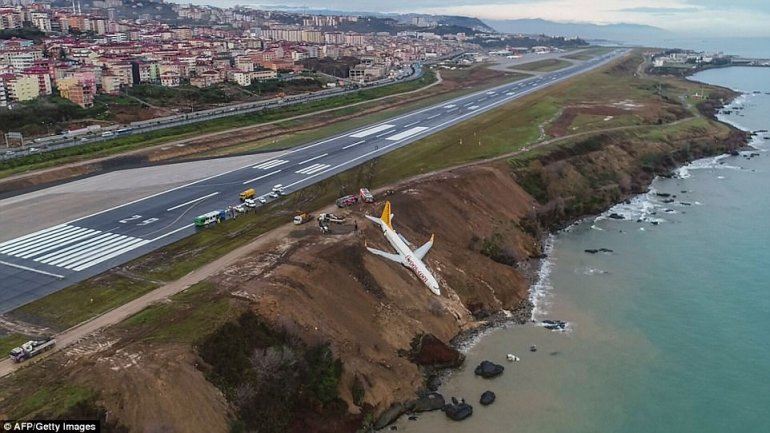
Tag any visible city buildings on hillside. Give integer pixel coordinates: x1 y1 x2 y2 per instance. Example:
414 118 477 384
0 3 480 108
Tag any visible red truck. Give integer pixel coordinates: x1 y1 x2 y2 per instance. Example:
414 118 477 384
335 195 358 208
359 188 374 203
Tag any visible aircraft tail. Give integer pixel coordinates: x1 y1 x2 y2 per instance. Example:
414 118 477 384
379 201 394 230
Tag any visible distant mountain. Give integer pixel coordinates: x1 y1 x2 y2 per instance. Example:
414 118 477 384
249 5 495 33
396 14 495 32
487 19 669 43
248 5 392 17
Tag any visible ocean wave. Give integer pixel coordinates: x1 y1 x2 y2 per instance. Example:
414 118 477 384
674 154 745 179
529 235 555 321
581 267 609 276
596 193 665 224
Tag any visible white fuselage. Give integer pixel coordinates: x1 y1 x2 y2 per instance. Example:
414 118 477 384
379 224 440 295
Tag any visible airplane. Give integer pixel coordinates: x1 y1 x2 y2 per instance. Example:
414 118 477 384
365 201 441 295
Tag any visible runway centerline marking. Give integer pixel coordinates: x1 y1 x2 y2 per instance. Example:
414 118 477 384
166 192 220 212
298 153 328 165
342 140 365 150
242 169 281 185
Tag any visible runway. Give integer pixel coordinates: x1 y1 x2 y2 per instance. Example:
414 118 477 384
0 50 626 313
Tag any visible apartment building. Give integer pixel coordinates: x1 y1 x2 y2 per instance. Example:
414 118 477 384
57 76 93 107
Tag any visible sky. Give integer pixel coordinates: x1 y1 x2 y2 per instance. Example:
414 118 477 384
203 0 770 36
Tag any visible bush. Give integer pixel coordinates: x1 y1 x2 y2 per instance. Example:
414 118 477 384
198 312 345 432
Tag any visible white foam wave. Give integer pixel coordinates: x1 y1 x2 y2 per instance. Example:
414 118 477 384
529 235 555 321
581 267 609 276
596 193 665 224
674 154 745 179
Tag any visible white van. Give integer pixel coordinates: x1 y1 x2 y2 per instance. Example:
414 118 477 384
272 184 283 192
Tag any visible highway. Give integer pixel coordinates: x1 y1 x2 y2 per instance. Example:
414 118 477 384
0 50 626 313
2 63 422 159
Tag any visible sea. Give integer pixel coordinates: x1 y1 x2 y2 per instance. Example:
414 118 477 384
394 53 770 431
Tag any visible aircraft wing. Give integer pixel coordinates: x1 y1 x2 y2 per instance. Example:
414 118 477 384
366 246 404 264
414 234 434 260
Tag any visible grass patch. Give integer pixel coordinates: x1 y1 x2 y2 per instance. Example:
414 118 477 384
0 333 28 354
568 113 641 132
512 59 573 73
9 275 159 330
122 281 234 343
11 383 95 419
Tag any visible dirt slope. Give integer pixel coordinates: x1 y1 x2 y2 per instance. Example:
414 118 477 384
211 165 539 411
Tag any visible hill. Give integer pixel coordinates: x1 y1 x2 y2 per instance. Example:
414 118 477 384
488 18 669 43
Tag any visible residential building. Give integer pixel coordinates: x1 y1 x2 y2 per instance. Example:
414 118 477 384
22 66 52 95
159 70 180 87
57 76 94 107
30 12 52 33
5 74 40 101
101 72 121 94
3 50 44 70
0 75 8 107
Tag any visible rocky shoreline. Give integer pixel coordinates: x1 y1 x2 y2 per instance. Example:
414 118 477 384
372 89 749 430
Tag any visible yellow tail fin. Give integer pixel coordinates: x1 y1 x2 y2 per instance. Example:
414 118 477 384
380 201 393 229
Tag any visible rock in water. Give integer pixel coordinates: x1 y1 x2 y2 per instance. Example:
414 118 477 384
443 399 474 421
608 213 625 220
374 403 407 430
474 360 504 378
411 392 446 412
480 391 496 406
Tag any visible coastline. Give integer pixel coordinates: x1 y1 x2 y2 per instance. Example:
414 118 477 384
388 86 751 428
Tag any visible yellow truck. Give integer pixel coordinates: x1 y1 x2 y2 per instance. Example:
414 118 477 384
293 213 313 225
240 188 256 201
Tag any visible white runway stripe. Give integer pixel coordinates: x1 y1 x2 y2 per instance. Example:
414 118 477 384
0 225 80 254
349 124 394 138
166 192 220 212
0 224 65 248
0 223 153 272
242 169 281 185
45 234 127 267
53 235 137 269
35 232 120 264
298 153 328 165
1 226 88 257
342 140 365 150
296 163 330 175
15 228 99 259
61 237 148 270
71 239 152 272
386 127 429 141
252 159 288 169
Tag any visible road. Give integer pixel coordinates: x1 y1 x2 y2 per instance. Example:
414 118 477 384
0 50 627 314
3 64 423 159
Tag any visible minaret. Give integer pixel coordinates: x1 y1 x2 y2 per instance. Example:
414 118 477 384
77 0 82 15
71 0 76 14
